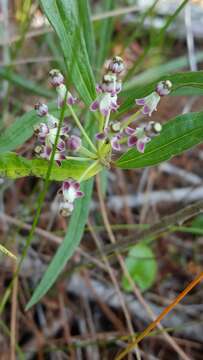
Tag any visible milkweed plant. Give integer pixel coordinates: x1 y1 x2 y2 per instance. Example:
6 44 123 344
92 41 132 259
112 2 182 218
33 59 171 216
1 0 203 312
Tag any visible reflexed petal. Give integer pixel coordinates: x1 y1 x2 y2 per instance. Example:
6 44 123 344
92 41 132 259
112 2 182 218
63 181 71 190
96 84 102 93
95 132 106 141
143 104 151 115
125 127 135 135
128 135 137 147
136 98 145 105
61 125 70 135
57 139 65 151
47 115 59 128
73 181 80 190
76 191 84 198
67 92 77 105
111 136 121 151
136 139 145 153
90 100 99 111
67 135 81 151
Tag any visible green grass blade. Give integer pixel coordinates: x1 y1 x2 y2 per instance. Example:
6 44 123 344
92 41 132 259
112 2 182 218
116 112 203 169
96 0 115 70
0 67 52 98
26 178 93 309
77 0 95 64
40 0 96 104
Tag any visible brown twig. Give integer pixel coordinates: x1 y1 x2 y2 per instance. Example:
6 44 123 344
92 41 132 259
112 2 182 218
94 200 203 257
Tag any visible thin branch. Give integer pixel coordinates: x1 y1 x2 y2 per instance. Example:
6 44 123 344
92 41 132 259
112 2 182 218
92 200 203 257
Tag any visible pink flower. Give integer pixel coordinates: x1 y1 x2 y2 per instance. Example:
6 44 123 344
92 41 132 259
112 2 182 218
58 179 84 216
136 80 172 116
90 93 119 116
125 127 151 153
66 135 81 152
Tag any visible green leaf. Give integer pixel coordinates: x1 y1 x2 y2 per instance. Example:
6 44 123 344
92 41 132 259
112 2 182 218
0 67 53 98
96 0 115 70
77 0 95 64
0 104 71 154
125 52 203 88
191 214 203 229
119 71 203 116
40 0 96 105
26 178 93 309
0 153 102 181
122 243 157 292
116 112 203 169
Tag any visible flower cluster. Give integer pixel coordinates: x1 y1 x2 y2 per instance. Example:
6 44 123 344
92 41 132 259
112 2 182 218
31 59 172 216
58 180 84 216
34 70 83 166
90 56 124 116
90 56 171 154
34 102 81 166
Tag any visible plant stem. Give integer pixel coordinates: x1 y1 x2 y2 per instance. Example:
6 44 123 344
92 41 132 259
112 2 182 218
79 160 100 182
65 156 91 161
121 110 141 130
79 146 98 159
104 110 111 129
68 104 97 153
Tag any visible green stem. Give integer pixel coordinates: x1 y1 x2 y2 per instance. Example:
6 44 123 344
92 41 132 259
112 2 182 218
121 110 141 130
67 104 97 153
79 146 98 159
79 160 100 182
104 110 111 129
65 156 91 161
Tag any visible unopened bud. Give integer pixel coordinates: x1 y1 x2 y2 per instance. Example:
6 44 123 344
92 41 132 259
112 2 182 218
156 80 172 96
34 102 48 117
49 69 64 87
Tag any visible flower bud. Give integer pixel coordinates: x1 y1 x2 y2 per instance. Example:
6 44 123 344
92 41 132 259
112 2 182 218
110 121 121 133
156 80 172 96
106 56 125 74
49 69 64 87
66 135 81 152
34 102 48 117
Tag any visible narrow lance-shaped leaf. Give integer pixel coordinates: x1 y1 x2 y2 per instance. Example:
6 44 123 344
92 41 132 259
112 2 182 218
77 0 95 64
0 153 102 181
0 67 53 98
96 0 115 70
40 0 96 104
26 178 94 309
116 112 203 169
26 112 97 309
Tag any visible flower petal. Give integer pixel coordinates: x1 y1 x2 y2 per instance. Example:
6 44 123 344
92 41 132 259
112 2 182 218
90 100 99 111
128 135 137 147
